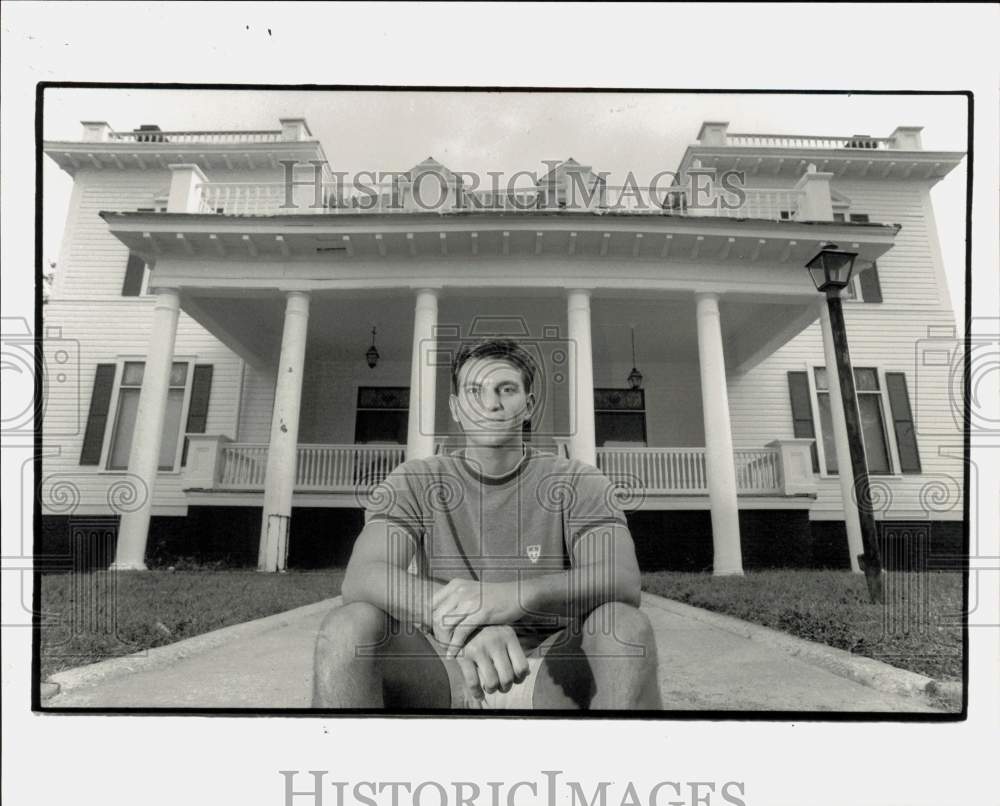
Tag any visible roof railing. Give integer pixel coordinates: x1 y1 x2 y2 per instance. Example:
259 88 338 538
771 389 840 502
108 130 284 144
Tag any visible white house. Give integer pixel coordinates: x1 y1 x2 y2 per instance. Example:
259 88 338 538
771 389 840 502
41 117 966 574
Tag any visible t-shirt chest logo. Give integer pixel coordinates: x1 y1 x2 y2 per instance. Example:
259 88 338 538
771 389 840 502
526 544 541 563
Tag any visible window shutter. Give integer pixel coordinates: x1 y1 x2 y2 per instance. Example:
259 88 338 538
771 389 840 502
885 372 922 473
80 364 117 465
185 365 213 433
181 365 213 467
858 262 883 303
121 253 145 297
787 371 819 472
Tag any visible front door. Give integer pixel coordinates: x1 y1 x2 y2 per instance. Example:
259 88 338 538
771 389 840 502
354 386 409 444
594 388 647 446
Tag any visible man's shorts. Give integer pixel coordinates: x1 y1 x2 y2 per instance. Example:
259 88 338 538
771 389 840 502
423 628 564 710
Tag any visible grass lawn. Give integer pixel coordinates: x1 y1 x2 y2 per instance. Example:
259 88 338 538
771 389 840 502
642 569 963 681
39 567 962 684
39 569 343 680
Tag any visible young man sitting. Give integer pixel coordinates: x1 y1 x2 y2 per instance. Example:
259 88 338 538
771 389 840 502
312 338 661 709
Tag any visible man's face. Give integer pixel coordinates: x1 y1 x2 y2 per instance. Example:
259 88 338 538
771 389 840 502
448 356 535 447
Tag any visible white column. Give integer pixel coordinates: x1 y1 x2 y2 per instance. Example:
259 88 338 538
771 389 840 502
567 289 597 466
695 292 744 576
258 291 310 572
818 299 865 573
406 289 439 460
113 289 181 570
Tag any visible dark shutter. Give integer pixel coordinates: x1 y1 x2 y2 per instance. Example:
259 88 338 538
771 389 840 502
184 365 213 433
80 364 117 465
885 372 922 473
859 262 883 303
181 365 213 467
121 253 145 297
787 371 819 473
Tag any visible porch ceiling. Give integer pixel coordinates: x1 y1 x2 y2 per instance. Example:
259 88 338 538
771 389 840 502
179 289 814 372
590 295 814 372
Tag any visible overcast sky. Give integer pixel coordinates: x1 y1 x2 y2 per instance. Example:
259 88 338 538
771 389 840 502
43 89 968 321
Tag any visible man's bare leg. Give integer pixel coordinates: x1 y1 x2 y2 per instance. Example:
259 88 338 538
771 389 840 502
312 602 452 708
532 602 662 709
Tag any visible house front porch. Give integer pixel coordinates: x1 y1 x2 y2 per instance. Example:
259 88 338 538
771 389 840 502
99 169 898 572
181 438 817 510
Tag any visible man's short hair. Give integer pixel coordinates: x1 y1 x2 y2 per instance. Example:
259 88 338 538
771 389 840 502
450 339 538 395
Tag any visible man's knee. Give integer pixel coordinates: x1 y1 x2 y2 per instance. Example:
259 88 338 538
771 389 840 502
315 601 392 664
581 602 656 655
581 603 660 708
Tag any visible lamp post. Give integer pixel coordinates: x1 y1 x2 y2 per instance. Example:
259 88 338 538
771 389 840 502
806 244 884 604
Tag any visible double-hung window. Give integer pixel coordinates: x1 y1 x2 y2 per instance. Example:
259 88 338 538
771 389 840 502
814 367 891 474
798 366 921 477
106 362 189 471
80 359 213 472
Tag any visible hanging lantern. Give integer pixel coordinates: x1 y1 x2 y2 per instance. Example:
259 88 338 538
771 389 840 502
365 326 380 369
627 326 643 390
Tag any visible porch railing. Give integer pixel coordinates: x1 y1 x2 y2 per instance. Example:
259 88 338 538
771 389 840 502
435 438 571 458
595 446 783 495
597 447 707 494
705 188 803 220
199 183 293 215
190 440 806 498
732 448 783 494
217 443 406 490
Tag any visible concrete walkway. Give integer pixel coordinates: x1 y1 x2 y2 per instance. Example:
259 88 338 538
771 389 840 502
44 594 946 712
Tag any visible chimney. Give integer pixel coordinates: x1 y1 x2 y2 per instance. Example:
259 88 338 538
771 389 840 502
134 124 165 143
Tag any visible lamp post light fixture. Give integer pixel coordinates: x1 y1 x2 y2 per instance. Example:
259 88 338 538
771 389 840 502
806 243 884 604
365 326 380 369
627 326 643 390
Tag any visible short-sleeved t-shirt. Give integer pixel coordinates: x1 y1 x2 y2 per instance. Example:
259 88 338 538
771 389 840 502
363 446 630 630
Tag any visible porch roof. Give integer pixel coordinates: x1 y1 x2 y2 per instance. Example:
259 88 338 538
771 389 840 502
676 145 966 185
101 209 899 265
44 138 328 176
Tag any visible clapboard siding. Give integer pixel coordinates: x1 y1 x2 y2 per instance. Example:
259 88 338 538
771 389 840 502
690 173 963 519
237 363 276 444
831 179 945 306
41 300 243 515
42 165 288 514
728 308 963 520
57 168 288 299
